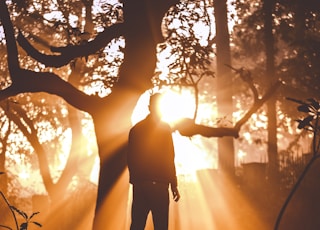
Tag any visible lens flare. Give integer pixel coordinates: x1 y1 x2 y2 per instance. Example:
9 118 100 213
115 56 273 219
158 90 195 125
131 89 195 126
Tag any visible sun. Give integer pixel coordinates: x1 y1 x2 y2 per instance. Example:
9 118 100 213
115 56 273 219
131 89 195 126
158 90 195 125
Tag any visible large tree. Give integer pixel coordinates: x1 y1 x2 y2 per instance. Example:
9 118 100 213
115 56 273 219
0 0 238 228
0 0 182 228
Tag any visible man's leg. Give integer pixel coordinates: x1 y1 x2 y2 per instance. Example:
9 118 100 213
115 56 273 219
150 183 169 230
130 184 150 230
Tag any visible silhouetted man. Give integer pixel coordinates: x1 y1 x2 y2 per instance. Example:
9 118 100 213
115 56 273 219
127 93 180 230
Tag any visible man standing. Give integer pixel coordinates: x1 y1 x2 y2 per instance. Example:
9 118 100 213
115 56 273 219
127 93 180 230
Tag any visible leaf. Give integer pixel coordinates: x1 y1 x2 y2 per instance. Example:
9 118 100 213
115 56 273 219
297 115 313 129
307 98 320 110
297 104 310 113
20 222 28 230
30 212 40 220
31 221 42 227
11 206 28 219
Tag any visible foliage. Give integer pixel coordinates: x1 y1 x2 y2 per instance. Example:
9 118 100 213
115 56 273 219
154 0 215 86
93 1 123 27
287 98 320 154
152 0 215 121
231 0 320 166
1 172 41 230
275 98 320 229
232 0 320 107
9 0 124 95
10 206 42 230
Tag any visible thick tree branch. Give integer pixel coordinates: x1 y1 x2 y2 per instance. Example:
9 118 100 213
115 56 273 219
0 0 93 111
0 69 101 112
0 0 20 76
17 24 124 67
173 80 283 138
174 118 239 138
0 1 101 110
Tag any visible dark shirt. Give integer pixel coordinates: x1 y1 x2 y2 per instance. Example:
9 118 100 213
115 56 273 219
127 115 177 187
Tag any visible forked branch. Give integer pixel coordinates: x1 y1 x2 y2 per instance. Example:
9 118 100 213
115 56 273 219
17 24 124 67
173 65 282 138
0 1 101 111
227 65 283 130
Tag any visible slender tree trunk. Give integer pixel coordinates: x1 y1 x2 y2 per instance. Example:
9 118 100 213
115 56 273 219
294 0 306 43
263 0 279 184
0 119 10 196
214 0 235 178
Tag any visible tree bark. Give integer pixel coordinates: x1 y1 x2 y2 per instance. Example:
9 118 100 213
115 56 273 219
214 0 235 178
263 0 279 185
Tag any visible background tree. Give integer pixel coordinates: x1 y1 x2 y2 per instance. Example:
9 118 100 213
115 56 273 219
232 0 319 184
263 0 279 186
214 0 235 179
275 98 320 229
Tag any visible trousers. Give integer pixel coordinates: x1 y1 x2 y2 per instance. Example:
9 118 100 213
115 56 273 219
130 181 169 230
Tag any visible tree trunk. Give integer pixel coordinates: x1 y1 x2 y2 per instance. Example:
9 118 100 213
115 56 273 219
0 119 10 196
263 0 279 185
91 1 179 228
214 0 235 178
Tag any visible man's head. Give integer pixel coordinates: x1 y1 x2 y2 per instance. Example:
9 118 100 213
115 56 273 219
149 93 163 120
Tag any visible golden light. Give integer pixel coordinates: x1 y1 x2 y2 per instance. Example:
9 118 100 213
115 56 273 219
1 1 272 229
131 89 195 126
158 90 195 125
18 170 30 180
131 89 216 178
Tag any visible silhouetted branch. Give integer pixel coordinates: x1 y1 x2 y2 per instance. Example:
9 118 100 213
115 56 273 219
17 24 124 67
174 78 282 138
172 78 282 139
235 80 283 130
0 225 12 230
0 69 101 112
226 64 259 102
0 0 20 77
225 64 283 130
173 118 239 138
0 1 103 111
